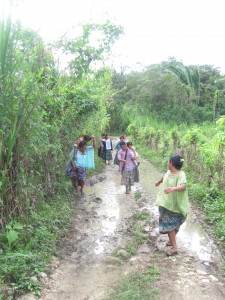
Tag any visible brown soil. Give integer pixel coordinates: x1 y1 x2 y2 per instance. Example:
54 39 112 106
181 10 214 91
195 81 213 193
19 156 225 300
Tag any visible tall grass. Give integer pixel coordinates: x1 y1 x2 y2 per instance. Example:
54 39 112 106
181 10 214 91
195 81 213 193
0 4 40 225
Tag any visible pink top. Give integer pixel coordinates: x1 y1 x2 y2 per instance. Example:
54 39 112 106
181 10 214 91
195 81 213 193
118 149 135 171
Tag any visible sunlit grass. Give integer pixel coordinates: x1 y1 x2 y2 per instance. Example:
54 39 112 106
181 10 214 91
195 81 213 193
115 211 151 259
107 267 159 300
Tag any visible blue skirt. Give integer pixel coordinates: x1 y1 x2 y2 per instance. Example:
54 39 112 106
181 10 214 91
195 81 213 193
71 167 86 181
159 206 186 234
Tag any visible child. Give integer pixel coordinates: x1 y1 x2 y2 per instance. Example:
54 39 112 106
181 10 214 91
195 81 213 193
113 135 124 167
155 155 189 256
127 142 139 182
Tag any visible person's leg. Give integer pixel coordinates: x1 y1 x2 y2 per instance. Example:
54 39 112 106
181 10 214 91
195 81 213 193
166 231 177 246
80 180 85 197
125 185 130 194
74 174 79 192
71 177 75 187
166 230 178 255
129 171 134 191
79 180 84 197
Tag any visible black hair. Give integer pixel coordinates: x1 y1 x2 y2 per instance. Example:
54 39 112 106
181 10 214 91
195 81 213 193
79 141 87 148
127 142 133 147
169 155 184 170
120 141 126 146
83 135 91 142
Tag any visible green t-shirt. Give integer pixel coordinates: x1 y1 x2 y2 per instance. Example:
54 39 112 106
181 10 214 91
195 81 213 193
155 170 189 216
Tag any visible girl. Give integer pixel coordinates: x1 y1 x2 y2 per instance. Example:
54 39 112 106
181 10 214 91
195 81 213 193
155 155 189 256
114 135 125 167
127 142 139 183
127 142 138 159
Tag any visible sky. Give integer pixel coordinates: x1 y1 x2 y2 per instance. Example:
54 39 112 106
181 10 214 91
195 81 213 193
4 0 225 73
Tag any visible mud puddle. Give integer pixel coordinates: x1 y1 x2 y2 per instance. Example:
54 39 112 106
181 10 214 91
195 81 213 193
20 153 225 300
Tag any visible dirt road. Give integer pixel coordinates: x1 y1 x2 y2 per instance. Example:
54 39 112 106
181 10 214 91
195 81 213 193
20 154 225 300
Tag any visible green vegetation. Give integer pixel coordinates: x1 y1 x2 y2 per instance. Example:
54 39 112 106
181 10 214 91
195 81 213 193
115 211 150 258
0 3 122 298
109 211 158 300
134 190 142 200
110 61 225 254
1 0 225 297
107 267 159 300
0 182 75 297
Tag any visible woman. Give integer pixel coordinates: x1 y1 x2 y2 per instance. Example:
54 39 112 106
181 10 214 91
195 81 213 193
102 134 113 164
155 155 189 256
117 141 137 194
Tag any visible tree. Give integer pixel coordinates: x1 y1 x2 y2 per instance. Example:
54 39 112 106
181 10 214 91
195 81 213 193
54 21 123 79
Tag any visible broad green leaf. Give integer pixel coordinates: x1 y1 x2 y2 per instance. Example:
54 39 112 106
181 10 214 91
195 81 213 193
6 229 19 246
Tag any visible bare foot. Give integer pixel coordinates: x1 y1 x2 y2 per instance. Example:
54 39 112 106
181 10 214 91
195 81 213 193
165 249 178 256
166 241 172 246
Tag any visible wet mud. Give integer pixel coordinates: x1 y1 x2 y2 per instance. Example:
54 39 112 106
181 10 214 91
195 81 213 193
20 152 225 300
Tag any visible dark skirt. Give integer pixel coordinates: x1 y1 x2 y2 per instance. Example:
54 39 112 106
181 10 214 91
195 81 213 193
121 169 134 186
71 167 86 181
159 206 186 234
114 151 119 165
103 149 113 160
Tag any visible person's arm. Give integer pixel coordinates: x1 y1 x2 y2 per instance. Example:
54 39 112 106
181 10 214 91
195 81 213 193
164 184 186 194
71 157 76 170
117 151 126 163
92 136 96 149
73 146 78 158
155 177 163 187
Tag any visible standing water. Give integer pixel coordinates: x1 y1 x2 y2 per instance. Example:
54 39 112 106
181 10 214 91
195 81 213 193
31 148 225 300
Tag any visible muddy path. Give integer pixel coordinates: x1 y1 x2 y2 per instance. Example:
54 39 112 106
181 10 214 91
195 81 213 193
21 151 225 300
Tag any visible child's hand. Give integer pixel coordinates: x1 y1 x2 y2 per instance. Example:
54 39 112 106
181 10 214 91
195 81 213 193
164 187 174 194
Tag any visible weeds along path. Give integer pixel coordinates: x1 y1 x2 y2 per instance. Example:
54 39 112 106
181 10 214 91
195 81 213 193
20 153 225 300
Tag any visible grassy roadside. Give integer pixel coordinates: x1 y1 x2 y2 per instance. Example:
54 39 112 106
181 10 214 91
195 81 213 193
0 153 105 300
108 266 159 300
107 208 159 300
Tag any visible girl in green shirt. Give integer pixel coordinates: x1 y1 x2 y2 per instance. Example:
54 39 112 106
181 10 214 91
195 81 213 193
155 155 189 256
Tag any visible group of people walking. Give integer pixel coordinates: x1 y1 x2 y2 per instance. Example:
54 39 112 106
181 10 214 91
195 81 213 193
98 134 113 164
66 133 189 257
98 134 139 194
